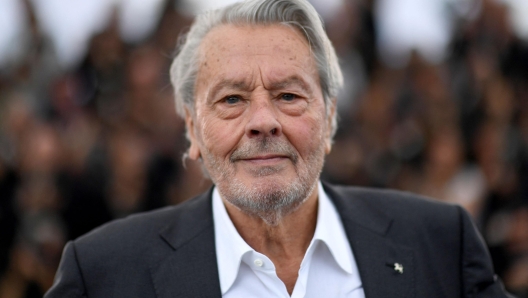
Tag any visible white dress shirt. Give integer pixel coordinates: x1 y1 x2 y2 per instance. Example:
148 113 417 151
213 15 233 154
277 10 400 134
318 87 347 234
213 181 365 298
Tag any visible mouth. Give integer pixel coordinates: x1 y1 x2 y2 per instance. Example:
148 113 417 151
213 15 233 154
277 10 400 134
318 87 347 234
239 154 290 165
243 154 288 160
229 139 298 165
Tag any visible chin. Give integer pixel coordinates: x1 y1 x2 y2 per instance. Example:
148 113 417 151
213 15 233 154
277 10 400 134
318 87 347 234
217 172 317 224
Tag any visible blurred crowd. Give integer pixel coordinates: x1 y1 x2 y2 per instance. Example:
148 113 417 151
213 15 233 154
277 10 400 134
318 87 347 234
0 0 527 297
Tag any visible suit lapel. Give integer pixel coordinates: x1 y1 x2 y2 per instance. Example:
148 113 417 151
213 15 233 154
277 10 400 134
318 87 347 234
343 220 415 298
324 183 415 298
149 183 416 298
150 189 222 298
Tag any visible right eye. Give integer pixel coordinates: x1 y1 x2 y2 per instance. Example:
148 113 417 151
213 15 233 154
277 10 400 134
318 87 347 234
224 96 241 104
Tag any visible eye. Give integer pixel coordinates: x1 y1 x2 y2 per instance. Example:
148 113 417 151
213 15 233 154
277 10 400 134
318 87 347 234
224 96 241 104
281 93 296 101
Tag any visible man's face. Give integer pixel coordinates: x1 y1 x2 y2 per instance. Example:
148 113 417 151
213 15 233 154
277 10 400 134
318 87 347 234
186 24 333 223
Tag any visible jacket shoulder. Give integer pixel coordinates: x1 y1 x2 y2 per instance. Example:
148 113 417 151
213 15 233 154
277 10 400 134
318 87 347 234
73 189 212 258
323 183 463 230
327 183 459 208
48 190 214 297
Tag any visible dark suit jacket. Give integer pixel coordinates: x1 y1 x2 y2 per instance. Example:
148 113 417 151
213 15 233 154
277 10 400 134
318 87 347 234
45 183 511 297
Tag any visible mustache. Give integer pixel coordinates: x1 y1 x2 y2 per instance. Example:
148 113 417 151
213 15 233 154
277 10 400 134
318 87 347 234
230 138 298 164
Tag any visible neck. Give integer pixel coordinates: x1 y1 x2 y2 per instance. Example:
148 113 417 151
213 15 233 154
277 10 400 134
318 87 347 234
222 184 319 294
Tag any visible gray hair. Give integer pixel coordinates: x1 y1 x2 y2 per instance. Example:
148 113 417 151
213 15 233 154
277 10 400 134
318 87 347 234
170 0 343 138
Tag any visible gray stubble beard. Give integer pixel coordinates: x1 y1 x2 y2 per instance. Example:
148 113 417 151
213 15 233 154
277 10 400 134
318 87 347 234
202 137 325 226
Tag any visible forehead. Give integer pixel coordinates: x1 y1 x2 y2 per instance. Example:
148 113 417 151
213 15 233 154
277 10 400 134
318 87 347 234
196 24 318 89
199 23 311 55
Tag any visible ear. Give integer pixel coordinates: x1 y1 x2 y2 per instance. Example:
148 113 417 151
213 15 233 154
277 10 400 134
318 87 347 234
324 98 337 154
185 108 201 160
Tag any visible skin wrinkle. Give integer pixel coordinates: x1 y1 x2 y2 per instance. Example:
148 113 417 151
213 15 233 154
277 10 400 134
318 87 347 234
188 24 330 227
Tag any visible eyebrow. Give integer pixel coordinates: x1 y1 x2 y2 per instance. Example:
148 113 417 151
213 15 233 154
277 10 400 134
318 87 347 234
208 75 313 100
266 76 313 95
209 79 251 99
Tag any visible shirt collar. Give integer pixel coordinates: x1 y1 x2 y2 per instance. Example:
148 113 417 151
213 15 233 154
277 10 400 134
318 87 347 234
212 181 354 294
212 187 254 294
312 181 354 274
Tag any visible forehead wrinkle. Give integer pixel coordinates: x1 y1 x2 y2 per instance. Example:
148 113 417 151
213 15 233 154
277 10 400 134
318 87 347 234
197 24 321 106
206 77 254 103
265 75 314 95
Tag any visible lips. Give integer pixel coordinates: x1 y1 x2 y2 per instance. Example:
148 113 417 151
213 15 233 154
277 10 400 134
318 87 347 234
229 138 298 164
238 155 290 167
232 152 294 164
242 154 288 161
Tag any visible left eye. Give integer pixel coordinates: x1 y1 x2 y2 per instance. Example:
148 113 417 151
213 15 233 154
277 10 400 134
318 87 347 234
224 96 241 104
281 93 296 101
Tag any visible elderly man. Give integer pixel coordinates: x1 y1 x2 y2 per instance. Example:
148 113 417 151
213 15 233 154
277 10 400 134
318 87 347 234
46 0 510 297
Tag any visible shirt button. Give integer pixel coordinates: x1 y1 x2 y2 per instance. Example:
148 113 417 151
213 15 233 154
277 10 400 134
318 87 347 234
254 259 264 267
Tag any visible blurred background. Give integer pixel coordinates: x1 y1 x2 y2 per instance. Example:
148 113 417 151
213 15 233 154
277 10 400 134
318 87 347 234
0 0 527 296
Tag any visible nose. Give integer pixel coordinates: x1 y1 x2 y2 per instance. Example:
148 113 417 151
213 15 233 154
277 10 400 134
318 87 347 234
245 98 282 138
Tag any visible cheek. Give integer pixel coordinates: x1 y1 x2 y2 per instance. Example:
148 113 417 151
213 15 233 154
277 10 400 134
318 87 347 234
200 116 244 157
282 112 326 155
